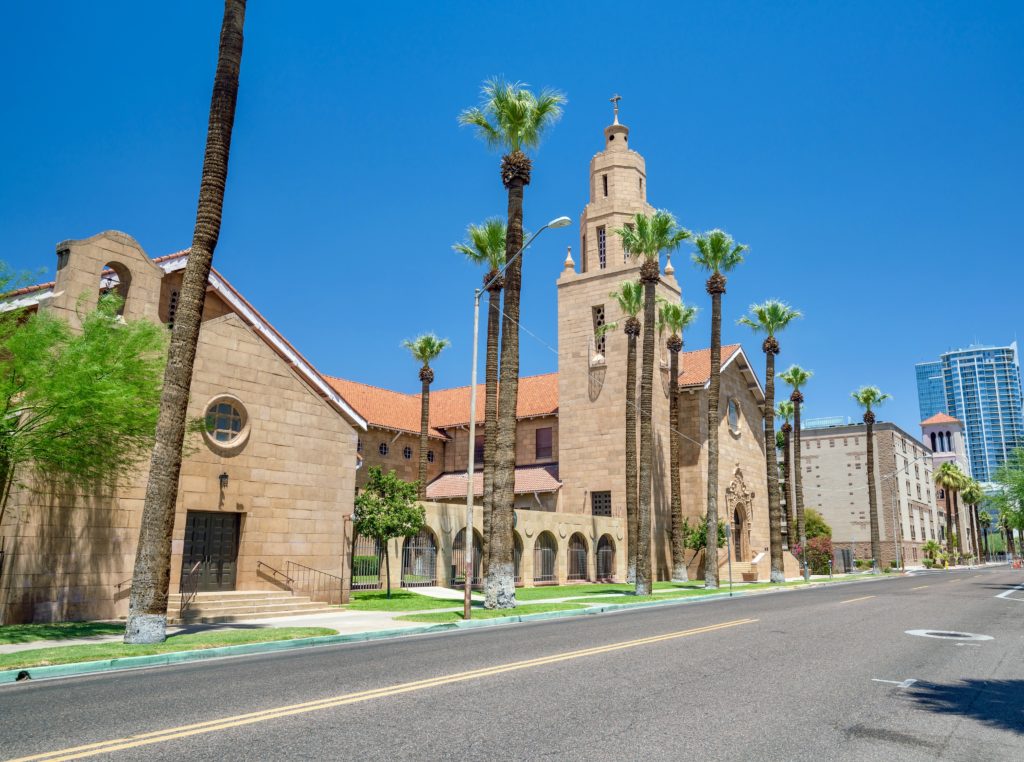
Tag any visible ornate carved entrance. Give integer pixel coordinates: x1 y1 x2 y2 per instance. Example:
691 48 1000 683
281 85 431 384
726 465 755 562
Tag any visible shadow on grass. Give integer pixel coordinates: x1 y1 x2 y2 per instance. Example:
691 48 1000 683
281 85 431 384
907 679 1024 735
0 622 125 645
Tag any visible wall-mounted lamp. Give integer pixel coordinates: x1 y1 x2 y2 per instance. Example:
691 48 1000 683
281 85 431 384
218 472 229 490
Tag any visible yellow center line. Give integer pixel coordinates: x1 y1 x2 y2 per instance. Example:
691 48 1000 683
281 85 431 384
839 595 875 604
11 618 757 762
911 585 929 590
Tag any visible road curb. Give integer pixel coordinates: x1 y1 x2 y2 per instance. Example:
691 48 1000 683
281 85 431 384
0 573 893 685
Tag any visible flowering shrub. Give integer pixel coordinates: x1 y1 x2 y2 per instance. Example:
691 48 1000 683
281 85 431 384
791 536 833 575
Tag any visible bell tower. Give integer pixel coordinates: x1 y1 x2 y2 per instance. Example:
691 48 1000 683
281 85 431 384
556 100 680 578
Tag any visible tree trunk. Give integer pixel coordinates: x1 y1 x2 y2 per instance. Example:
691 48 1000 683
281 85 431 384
782 427 794 550
485 172 524 609
792 393 807 569
763 346 783 582
636 261 658 595
669 340 686 581
704 287 723 589
1006 525 1016 559
625 328 639 584
417 374 430 499
865 415 882 572
481 283 501 577
945 490 954 557
125 0 246 645
953 492 963 555
385 543 391 599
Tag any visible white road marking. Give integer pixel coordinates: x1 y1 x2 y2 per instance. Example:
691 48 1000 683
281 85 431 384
995 582 1024 600
872 678 918 688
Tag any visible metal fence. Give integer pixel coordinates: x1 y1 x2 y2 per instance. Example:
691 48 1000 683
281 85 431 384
514 534 523 586
351 535 383 591
286 560 344 605
533 532 557 584
567 533 589 582
449 529 483 590
596 536 615 581
402 529 437 588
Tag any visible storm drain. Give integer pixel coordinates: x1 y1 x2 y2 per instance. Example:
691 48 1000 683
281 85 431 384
905 629 993 642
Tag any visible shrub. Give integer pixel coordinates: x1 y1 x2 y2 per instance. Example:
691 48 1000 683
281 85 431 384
805 508 833 539
854 559 874 570
791 536 833 575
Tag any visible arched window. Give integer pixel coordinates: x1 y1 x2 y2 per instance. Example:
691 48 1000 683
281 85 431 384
450 528 484 589
513 533 523 586
596 535 615 582
945 432 952 452
427 450 435 463
727 399 741 433
533 532 557 584
99 261 132 317
402 446 413 460
930 432 937 452
567 533 589 582
401 528 437 587
378 442 389 457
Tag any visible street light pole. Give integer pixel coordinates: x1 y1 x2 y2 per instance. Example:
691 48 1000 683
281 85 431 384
462 215 571 619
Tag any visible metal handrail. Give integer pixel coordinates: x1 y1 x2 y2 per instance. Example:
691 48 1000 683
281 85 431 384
114 577 132 591
257 560 295 586
179 561 203 617
286 560 343 605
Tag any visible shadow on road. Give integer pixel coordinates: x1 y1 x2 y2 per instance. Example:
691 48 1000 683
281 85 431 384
907 679 1024 735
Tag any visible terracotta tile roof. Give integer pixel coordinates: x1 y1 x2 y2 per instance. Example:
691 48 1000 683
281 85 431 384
429 373 558 428
323 377 443 438
921 412 960 426
678 344 742 387
425 464 560 500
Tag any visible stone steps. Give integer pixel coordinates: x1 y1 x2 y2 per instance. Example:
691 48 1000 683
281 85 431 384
167 591 336 624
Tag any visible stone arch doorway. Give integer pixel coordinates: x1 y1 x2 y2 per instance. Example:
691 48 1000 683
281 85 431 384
733 507 751 562
726 465 755 562
567 533 589 582
449 528 484 590
99 261 132 316
596 535 616 581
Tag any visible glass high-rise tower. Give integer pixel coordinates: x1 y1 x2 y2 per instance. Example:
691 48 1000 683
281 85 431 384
916 342 1024 483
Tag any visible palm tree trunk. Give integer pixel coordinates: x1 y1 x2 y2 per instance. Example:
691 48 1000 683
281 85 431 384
792 394 807 566
782 427 794 550
625 329 639 584
865 415 882 572
668 341 686 581
763 346 783 582
953 492 963 555
124 0 246 645
417 374 431 499
481 283 501 577
704 287 723 589
486 168 525 609
636 262 658 595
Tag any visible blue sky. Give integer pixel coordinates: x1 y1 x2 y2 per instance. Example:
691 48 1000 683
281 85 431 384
2 1 1021 433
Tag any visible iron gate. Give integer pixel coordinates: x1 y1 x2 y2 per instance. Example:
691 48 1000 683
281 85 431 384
567 533 588 581
596 535 615 581
514 533 523 586
351 535 383 590
402 529 437 588
533 532 557 584
449 529 484 589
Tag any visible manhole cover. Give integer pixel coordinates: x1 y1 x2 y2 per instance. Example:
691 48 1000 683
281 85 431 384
905 629 993 642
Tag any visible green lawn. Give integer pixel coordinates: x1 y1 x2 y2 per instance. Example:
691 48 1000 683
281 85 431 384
345 590 468 612
512 580 703 602
0 621 126 645
0 627 337 671
395 602 586 624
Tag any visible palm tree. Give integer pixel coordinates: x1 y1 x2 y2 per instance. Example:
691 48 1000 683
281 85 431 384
692 230 747 588
125 0 247 645
658 296 699 582
616 211 691 595
460 78 565 609
453 219 505 574
851 386 892 572
599 280 644 583
1000 510 1017 559
403 334 450 499
779 365 813 571
776 400 796 549
934 462 968 559
960 479 984 561
738 300 802 583
977 508 992 561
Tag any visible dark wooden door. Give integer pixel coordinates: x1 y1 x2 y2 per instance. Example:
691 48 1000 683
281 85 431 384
182 511 240 592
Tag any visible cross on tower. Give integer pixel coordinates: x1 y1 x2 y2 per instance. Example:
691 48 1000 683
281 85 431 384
610 94 621 124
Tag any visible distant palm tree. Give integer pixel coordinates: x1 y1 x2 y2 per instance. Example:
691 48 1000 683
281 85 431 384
851 386 892 571
403 334 450 499
738 300 802 583
977 507 992 560
453 219 506 575
779 365 813 570
960 479 984 561
599 280 644 583
126 0 247 645
658 296 699 582
934 462 968 559
776 400 796 549
692 230 747 588
922 538 941 562
460 78 565 609
999 510 1017 558
616 211 691 595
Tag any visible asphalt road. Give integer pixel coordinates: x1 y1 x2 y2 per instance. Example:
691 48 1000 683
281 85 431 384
2 568 1022 761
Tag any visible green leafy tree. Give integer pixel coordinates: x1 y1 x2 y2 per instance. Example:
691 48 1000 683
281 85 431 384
738 300 802 582
453 219 505 576
779 365 813 562
776 400 796 547
991 449 1024 558
851 385 892 572
976 507 992 559
127 0 246 644
658 296 698 582
922 539 941 560
402 333 450 499
598 280 644 583
0 293 166 526
616 211 691 595
960 479 985 561
804 508 832 539
460 78 565 609
354 467 425 598
692 229 747 588
682 515 727 560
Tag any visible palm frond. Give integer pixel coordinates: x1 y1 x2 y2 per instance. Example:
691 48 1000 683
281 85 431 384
608 280 644 319
738 299 802 336
851 385 892 412
403 333 451 365
776 400 795 422
778 364 813 391
459 77 565 154
657 297 699 336
453 217 506 271
692 229 748 274
615 210 691 263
